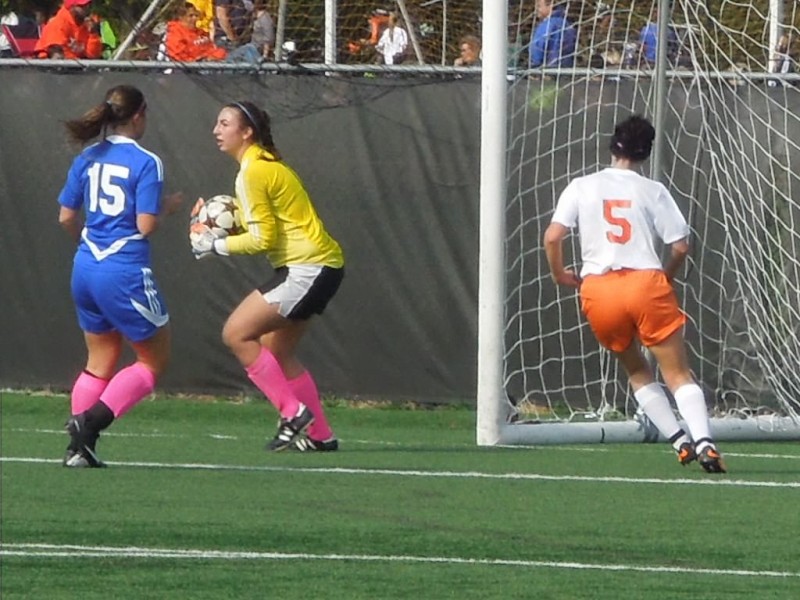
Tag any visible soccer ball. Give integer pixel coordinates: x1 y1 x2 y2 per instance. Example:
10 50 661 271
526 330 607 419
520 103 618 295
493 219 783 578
190 195 243 237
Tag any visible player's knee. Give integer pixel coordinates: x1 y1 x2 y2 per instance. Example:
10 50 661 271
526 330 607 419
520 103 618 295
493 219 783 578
221 321 245 352
662 371 694 393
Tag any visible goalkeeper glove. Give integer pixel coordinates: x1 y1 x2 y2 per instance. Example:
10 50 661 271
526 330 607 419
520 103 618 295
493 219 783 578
190 224 224 260
189 198 205 226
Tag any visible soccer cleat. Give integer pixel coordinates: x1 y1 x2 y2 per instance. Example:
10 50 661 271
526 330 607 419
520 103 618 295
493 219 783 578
292 436 339 452
266 404 314 452
64 415 105 468
62 448 77 466
698 446 727 473
63 420 79 466
676 442 697 466
64 452 107 468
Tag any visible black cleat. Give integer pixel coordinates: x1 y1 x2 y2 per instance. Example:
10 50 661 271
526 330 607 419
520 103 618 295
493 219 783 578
64 452 107 468
698 446 726 473
292 436 339 452
676 442 697 466
63 448 77 466
266 404 314 452
64 415 105 468
63 419 78 466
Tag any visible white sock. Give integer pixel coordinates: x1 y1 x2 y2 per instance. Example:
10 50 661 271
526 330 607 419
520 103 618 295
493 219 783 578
634 383 688 450
673 383 714 453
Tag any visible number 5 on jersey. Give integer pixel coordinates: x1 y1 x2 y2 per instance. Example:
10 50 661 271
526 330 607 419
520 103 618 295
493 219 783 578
603 199 632 244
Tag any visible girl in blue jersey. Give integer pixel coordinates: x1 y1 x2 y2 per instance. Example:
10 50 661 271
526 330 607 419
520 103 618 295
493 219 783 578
59 84 181 467
191 101 344 452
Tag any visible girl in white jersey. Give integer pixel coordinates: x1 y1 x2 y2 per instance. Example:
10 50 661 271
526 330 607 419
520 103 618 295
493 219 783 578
544 115 725 473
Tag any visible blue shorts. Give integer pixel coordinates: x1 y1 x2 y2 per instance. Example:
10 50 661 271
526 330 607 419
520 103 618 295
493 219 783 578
71 260 170 343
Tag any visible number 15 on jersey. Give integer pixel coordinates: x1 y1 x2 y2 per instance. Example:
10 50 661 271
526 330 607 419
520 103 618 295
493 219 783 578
87 162 130 217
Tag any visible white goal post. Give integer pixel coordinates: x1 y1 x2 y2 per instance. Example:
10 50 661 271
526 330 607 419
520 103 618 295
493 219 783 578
477 0 800 445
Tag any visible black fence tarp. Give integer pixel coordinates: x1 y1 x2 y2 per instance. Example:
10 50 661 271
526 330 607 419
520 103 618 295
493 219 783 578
3 69 800 410
0 70 481 402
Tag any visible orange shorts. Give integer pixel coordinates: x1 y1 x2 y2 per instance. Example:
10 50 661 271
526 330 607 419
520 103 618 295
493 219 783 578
579 269 686 353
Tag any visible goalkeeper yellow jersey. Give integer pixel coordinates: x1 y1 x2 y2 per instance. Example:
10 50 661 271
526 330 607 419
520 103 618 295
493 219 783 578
225 144 344 269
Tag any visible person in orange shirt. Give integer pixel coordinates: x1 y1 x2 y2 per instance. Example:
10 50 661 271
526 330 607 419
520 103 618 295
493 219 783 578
165 3 227 62
35 0 102 59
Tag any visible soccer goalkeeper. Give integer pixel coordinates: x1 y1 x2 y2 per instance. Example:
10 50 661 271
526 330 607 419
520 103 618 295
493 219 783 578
191 100 344 453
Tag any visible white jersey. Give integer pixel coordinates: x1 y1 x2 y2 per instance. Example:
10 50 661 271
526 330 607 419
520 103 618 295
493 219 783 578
551 167 689 277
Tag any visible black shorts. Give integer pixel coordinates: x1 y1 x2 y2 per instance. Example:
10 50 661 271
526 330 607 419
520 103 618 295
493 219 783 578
258 265 344 320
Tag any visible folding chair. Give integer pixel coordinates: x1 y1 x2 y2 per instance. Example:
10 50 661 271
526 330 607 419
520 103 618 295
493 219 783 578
2 23 40 58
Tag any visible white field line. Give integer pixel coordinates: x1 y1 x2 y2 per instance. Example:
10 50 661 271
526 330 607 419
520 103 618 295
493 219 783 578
9 428 800 459
0 543 797 579
2 456 798 488
11 428 399 446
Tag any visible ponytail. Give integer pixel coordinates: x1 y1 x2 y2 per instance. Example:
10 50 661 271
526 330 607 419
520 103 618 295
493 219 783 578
64 85 146 144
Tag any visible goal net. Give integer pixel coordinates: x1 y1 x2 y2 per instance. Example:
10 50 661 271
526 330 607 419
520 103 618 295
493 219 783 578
478 0 800 445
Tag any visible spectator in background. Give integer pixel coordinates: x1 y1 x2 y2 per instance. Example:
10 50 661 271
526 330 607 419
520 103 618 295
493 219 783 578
375 11 408 65
346 8 389 63
367 9 390 47
0 10 18 57
639 7 678 66
167 3 260 63
251 0 275 60
88 13 117 59
35 0 103 60
214 0 252 49
166 3 227 62
529 0 577 69
189 0 214 34
454 34 481 66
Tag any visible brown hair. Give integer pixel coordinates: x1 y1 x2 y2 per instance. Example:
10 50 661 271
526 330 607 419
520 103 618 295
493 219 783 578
64 85 146 144
177 2 200 18
227 101 281 160
460 35 480 52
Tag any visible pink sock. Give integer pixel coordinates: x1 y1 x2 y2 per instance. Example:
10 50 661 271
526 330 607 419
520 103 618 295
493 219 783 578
99 363 156 418
245 348 301 419
71 371 110 415
289 371 333 441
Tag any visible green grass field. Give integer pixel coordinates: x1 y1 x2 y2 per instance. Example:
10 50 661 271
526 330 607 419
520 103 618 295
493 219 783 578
2 392 799 599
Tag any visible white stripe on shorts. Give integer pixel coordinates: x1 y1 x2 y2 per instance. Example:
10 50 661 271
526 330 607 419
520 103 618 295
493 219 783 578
262 264 325 317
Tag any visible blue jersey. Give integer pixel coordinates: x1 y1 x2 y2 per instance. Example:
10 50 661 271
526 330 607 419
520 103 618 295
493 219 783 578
58 134 164 265
639 22 678 63
529 8 577 68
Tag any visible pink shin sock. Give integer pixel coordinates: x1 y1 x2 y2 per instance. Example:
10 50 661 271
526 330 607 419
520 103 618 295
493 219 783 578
71 371 110 415
99 363 156 418
288 371 333 441
245 348 301 419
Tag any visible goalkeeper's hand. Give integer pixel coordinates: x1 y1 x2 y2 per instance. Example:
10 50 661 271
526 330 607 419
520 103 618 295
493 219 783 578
189 197 205 227
190 223 221 260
